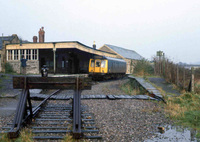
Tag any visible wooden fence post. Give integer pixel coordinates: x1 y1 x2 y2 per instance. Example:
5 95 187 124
177 65 179 86
163 54 165 77
191 67 195 92
183 67 185 90
154 59 157 76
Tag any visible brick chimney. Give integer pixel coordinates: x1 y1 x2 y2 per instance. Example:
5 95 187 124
38 27 45 43
12 34 17 37
93 41 96 49
33 36 38 43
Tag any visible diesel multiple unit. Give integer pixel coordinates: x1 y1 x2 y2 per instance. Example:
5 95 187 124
89 57 126 79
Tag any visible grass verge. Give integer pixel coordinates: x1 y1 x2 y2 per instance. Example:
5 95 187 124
0 128 33 142
120 80 147 95
145 76 200 138
62 134 74 142
163 92 200 139
165 93 200 126
121 76 200 138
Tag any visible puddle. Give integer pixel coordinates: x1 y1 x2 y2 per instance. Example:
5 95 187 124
146 125 200 142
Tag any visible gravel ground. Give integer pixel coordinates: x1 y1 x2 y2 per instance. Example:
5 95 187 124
82 99 170 142
82 78 172 141
0 76 172 142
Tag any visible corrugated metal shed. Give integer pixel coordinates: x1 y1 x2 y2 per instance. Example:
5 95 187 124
105 44 143 60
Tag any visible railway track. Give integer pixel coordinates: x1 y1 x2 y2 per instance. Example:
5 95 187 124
30 91 101 140
0 76 102 141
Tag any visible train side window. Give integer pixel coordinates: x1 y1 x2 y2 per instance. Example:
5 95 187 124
96 60 101 67
91 60 95 67
101 60 106 68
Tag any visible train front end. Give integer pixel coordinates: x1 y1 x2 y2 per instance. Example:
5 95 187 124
88 59 108 79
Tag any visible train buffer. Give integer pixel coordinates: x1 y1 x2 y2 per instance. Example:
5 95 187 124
2 76 101 139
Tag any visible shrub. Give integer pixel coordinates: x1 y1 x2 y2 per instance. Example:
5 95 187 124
134 59 154 76
4 62 14 73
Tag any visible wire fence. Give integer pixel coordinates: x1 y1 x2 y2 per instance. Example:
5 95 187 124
153 56 200 93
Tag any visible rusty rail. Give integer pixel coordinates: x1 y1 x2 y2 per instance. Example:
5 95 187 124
8 76 92 139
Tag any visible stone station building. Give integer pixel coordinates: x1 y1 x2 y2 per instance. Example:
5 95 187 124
1 27 143 74
99 44 143 74
5 41 117 74
0 34 21 72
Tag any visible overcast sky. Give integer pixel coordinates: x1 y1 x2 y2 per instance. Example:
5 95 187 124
1 0 200 64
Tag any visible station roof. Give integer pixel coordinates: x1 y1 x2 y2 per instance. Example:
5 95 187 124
6 41 118 58
0 35 29 50
0 36 14 49
104 44 143 60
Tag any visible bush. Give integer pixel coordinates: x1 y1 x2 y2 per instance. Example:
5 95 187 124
4 62 14 73
134 59 154 76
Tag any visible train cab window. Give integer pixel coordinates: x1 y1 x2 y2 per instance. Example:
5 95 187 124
101 60 106 68
96 60 101 67
91 60 95 67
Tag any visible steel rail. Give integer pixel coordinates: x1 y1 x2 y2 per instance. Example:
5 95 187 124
32 89 61 117
7 89 60 138
3 76 102 140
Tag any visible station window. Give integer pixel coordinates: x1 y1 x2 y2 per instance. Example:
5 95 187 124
20 50 25 59
32 49 37 60
7 49 38 61
8 50 13 60
14 50 18 60
26 49 31 60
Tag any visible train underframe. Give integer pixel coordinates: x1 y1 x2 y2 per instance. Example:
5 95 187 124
89 73 126 80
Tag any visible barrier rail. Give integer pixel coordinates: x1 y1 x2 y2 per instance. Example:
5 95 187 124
9 76 91 139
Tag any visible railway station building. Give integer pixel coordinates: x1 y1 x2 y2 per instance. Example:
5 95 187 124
1 27 143 74
0 34 21 72
99 44 143 74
